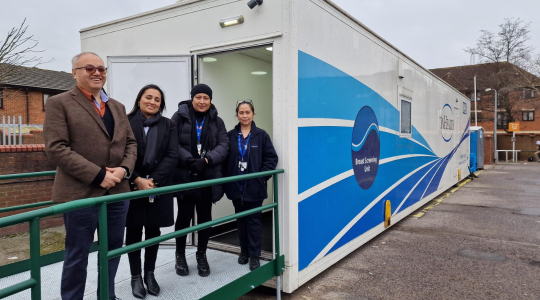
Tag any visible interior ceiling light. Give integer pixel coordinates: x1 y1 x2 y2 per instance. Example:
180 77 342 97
266 47 273 51
247 0 263 9
219 15 244 28
251 71 267 75
203 57 217 62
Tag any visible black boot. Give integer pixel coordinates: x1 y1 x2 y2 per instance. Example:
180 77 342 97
130 274 147 299
175 251 189 276
249 257 260 271
238 252 249 265
196 251 211 277
144 271 160 296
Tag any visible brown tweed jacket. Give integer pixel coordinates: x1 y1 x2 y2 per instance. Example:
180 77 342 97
44 87 137 203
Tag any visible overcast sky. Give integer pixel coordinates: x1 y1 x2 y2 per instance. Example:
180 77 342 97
1 0 539 73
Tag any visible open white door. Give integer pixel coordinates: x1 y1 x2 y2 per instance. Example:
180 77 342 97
108 55 192 240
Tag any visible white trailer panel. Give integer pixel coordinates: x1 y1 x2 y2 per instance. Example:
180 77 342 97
81 0 470 294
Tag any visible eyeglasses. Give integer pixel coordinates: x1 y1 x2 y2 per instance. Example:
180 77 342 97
236 99 253 107
74 65 108 74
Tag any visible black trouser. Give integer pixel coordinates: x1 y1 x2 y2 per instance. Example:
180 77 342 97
175 188 213 253
61 200 128 300
232 199 264 257
125 226 161 276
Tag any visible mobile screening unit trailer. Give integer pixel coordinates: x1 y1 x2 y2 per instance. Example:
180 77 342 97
81 0 471 293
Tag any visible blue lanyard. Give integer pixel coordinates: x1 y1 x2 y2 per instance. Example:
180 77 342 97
238 133 251 161
196 117 205 142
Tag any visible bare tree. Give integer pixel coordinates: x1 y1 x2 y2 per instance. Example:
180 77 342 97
0 19 53 84
465 18 533 66
465 18 540 128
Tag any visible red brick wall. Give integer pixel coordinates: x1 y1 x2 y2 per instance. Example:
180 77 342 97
20 130 44 145
0 88 46 125
0 145 59 236
474 90 540 132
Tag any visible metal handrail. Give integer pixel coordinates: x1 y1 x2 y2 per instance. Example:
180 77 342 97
0 171 56 181
0 169 284 300
0 201 55 214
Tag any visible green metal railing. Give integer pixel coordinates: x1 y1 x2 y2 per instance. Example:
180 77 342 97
0 169 285 300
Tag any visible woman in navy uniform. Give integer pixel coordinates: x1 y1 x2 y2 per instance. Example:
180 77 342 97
125 84 178 298
223 100 278 270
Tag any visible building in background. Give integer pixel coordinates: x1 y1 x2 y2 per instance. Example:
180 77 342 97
0 64 75 125
431 62 540 162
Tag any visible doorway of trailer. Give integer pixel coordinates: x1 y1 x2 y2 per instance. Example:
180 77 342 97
196 45 274 259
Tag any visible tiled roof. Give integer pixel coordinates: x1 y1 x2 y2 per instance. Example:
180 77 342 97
430 62 539 92
0 63 75 91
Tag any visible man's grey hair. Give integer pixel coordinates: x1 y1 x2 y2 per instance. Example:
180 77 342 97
71 52 101 69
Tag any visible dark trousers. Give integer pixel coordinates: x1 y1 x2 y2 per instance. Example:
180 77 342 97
232 199 264 257
125 226 161 276
61 200 129 300
175 189 213 253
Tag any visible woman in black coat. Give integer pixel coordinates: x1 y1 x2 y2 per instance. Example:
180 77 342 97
223 100 278 271
171 84 229 277
125 84 178 299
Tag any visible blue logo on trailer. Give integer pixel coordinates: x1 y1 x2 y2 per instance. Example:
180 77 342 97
463 102 467 114
440 104 454 142
351 106 380 189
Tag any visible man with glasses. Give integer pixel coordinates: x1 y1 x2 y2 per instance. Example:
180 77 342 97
44 52 137 300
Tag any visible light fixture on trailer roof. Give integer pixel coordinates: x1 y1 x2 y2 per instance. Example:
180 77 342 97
219 15 244 28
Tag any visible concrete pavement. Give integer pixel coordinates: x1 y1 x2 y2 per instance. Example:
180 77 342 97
242 163 540 300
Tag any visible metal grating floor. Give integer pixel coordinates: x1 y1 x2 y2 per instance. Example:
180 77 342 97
1 246 266 299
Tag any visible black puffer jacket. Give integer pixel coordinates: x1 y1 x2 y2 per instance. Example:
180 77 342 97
223 122 278 202
171 100 229 202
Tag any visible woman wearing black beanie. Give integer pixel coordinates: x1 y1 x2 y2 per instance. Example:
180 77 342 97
171 83 229 277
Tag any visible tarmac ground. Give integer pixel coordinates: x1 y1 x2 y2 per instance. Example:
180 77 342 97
242 163 540 300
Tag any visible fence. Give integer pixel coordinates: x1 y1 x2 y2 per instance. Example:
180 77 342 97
0 169 285 300
1 116 23 145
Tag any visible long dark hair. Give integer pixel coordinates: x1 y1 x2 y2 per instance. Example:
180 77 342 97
127 84 166 118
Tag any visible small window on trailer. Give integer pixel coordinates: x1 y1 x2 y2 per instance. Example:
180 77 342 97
400 97 412 134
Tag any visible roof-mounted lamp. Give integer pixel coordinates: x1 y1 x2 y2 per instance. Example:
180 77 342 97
219 15 244 28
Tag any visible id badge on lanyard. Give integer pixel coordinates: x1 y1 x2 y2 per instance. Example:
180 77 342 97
196 117 205 155
238 133 250 171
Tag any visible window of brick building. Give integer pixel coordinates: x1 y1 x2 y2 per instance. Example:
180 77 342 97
497 112 508 129
472 92 481 101
523 89 535 99
0 89 3 109
43 93 50 110
522 111 534 121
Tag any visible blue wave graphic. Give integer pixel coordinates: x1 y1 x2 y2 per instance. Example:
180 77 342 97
297 50 471 271
352 124 379 151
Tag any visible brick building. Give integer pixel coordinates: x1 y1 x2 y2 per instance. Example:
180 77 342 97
430 62 540 162
0 64 75 125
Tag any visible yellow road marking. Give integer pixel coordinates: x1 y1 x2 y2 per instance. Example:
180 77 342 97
412 173 477 219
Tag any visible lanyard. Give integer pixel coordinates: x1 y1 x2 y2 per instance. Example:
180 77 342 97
238 133 251 162
196 117 205 142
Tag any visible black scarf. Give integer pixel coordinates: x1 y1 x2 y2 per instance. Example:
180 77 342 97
137 110 161 170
